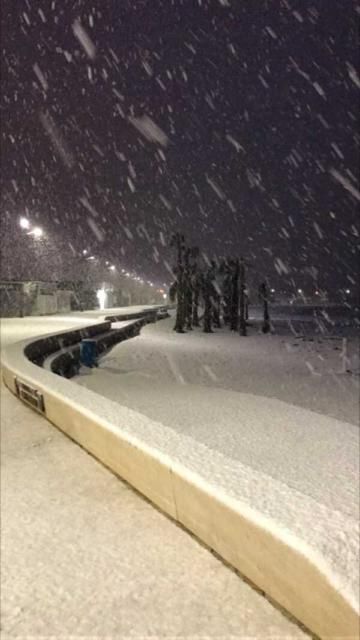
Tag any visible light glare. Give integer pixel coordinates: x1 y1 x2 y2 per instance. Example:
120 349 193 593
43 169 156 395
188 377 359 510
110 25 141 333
19 217 30 230
96 288 107 310
32 226 43 238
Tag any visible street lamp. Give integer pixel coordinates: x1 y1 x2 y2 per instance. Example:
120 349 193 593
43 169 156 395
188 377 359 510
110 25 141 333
32 226 43 238
96 288 107 310
19 217 30 230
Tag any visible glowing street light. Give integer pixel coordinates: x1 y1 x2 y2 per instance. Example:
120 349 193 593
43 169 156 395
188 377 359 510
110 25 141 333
82 249 88 255
96 288 107 310
31 226 43 238
345 289 351 295
19 217 30 230
297 288 303 294
19 217 44 239
109 265 116 271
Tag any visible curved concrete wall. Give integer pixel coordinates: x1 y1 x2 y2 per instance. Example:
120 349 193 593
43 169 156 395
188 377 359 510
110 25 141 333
24 321 111 367
1 320 358 639
43 321 145 378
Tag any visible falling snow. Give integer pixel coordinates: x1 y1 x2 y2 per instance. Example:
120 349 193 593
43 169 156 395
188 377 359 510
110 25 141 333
128 115 169 147
72 19 96 60
0 0 358 295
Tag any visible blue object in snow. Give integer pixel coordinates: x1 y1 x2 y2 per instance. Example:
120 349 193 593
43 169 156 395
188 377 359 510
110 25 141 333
80 339 98 367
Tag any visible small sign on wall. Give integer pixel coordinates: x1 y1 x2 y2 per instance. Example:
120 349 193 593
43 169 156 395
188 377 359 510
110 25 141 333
15 378 45 414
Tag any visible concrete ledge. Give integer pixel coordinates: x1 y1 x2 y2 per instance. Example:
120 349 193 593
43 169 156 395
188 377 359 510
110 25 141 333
1 321 359 639
24 321 111 367
172 471 358 639
43 321 145 378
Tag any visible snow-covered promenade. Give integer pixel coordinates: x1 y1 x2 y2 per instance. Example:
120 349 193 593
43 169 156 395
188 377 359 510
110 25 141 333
1 310 307 638
1 307 359 637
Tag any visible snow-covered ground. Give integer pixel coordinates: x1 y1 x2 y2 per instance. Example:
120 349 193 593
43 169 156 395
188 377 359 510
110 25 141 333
1 310 308 637
1 384 308 637
75 311 359 612
77 310 359 425
75 304 162 318
0 304 160 350
0 315 97 349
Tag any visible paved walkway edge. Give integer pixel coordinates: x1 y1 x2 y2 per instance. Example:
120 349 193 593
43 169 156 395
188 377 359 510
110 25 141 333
1 328 358 639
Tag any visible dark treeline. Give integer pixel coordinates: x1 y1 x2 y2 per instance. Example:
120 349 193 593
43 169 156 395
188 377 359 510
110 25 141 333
169 233 271 335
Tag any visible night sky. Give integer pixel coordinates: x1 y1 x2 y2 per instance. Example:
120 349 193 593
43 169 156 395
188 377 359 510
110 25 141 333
1 0 359 291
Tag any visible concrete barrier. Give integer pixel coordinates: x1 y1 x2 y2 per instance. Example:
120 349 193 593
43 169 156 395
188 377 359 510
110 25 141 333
1 320 358 639
24 321 111 367
43 321 145 378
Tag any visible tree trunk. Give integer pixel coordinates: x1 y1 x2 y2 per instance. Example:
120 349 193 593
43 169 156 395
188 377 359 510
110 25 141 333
230 259 239 331
259 282 270 333
192 283 200 327
172 234 186 333
239 258 247 336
